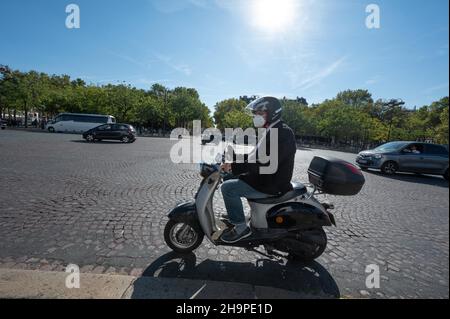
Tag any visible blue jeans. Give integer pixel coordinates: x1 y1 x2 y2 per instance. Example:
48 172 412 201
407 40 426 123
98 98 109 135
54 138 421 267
221 179 271 225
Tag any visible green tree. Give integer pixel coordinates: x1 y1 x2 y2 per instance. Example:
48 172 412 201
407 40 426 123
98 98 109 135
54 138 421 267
104 84 142 123
213 98 247 130
281 99 315 136
314 99 373 144
0 66 19 120
222 109 253 129
10 70 50 127
149 83 173 131
134 95 163 128
2 65 448 145
436 106 449 144
379 99 406 141
336 89 373 109
171 87 207 128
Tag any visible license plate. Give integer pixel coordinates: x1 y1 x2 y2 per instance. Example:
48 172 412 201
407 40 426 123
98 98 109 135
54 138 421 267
358 159 368 164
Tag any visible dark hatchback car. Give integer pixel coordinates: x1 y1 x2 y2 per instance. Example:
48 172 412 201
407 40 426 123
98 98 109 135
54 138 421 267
83 124 136 143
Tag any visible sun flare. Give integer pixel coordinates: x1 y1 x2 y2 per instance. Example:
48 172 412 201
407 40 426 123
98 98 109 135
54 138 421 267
251 0 297 34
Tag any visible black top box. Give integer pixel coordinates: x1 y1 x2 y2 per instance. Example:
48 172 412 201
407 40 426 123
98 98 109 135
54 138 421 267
307 156 365 196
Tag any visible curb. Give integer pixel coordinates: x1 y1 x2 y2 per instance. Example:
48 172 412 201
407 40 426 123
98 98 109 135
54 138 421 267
0 269 325 299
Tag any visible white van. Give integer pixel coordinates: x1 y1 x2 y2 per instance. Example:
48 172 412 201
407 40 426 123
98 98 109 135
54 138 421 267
46 113 116 133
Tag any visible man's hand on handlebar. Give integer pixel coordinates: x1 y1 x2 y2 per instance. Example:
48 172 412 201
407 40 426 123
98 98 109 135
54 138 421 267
220 163 232 173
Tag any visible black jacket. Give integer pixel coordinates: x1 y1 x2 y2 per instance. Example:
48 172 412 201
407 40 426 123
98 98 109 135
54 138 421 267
231 121 296 196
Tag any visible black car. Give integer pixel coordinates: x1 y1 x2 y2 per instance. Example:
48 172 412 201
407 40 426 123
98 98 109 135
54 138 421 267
83 124 137 143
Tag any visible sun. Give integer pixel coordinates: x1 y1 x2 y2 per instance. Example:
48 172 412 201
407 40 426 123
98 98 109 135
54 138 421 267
250 0 297 34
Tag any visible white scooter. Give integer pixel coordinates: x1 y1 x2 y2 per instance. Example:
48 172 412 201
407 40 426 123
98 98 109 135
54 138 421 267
164 155 365 262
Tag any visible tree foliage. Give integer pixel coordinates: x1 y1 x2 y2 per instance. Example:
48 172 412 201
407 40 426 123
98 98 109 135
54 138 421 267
0 66 448 145
0 66 212 130
263 91 447 146
213 98 248 130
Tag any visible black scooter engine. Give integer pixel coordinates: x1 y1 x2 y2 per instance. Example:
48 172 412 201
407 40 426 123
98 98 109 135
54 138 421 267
266 202 333 230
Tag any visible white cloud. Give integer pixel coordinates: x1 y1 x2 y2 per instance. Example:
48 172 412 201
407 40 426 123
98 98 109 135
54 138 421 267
107 51 154 69
289 57 346 91
423 82 449 94
135 78 172 86
188 0 209 8
154 53 192 76
365 75 382 85
214 0 243 12
150 0 209 13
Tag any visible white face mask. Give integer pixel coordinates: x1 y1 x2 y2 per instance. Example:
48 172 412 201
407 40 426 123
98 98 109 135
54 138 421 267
253 115 266 128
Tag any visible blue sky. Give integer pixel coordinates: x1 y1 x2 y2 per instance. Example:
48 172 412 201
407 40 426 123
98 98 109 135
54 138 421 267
0 0 448 110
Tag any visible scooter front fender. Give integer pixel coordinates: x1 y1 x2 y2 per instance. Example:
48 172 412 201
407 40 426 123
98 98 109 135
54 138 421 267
168 201 200 226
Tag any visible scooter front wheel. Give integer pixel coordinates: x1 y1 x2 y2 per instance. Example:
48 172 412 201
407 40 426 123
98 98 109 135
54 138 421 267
164 220 204 254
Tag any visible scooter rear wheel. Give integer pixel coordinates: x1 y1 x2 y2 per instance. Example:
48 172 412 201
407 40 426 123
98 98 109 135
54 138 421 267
164 220 204 254
288 228 327 263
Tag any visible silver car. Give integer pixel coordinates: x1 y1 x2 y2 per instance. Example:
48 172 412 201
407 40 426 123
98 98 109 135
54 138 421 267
356 141 449 180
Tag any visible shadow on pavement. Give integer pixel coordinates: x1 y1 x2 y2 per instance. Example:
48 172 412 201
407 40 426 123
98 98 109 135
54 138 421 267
296 145 359 154
6 128 49 134
364 169 448 188
70 140 127 144
132 252 340 299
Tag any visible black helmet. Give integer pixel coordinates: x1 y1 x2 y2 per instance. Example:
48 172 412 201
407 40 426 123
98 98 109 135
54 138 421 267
247 96 283 124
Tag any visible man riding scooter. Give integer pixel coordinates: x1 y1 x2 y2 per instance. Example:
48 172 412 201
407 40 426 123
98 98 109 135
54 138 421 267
220 96 297 243
165 97 364 259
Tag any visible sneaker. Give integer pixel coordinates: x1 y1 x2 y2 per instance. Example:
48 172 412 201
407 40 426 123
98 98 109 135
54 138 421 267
221 226 252 243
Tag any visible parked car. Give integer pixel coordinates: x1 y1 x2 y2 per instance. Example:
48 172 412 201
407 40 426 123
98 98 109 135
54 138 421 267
82 124 136 143
1 119 6 130
356 141 449 180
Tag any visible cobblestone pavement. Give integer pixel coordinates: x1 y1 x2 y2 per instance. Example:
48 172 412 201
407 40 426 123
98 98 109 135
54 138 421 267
0 130 448 298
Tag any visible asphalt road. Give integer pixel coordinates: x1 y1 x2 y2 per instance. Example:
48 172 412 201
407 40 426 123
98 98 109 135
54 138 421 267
0 130 448 298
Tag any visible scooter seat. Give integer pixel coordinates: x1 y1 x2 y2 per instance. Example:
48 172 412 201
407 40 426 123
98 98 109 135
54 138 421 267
247 182 307 204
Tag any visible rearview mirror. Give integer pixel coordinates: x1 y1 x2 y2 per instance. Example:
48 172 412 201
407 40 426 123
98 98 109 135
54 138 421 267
215 152 223 164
